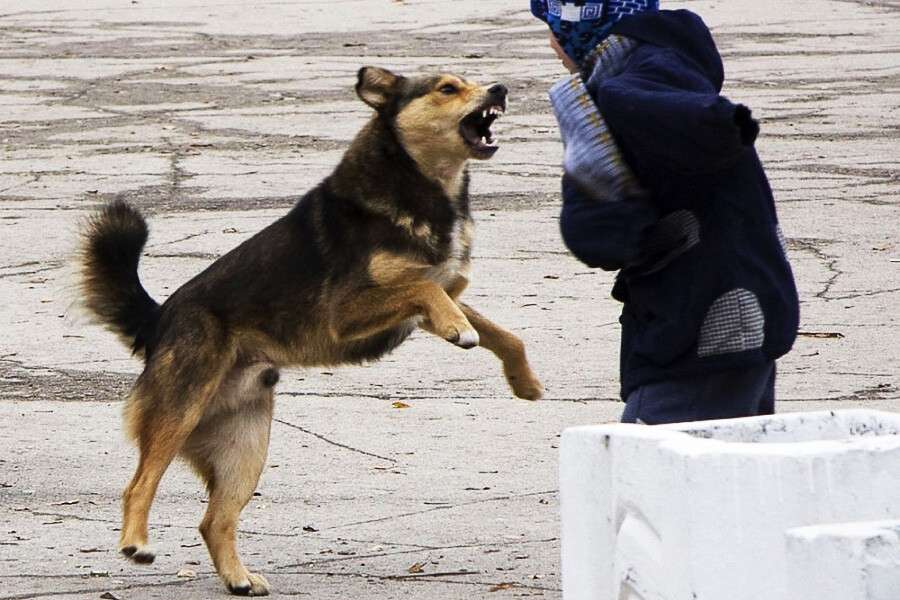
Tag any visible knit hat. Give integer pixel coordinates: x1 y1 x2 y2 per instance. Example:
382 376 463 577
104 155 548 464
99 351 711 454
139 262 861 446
531 0 659 66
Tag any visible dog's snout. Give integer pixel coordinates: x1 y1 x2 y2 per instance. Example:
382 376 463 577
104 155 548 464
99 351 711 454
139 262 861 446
487 83 508 98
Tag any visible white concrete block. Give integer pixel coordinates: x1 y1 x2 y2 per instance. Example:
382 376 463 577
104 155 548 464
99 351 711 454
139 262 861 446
787 520 900 600
560 410 900 600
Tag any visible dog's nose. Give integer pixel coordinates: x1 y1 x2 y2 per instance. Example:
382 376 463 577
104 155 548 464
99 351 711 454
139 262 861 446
488 83 508 98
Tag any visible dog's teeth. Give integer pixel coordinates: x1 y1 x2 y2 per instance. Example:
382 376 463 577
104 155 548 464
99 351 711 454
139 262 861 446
482 110 487 119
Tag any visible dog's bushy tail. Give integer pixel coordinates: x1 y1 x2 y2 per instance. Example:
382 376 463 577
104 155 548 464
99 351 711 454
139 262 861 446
80 200 160 355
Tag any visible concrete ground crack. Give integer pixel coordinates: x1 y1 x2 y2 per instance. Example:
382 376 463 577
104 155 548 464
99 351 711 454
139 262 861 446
825 286 900 301
0 264 62 280
271 569 561 594
145 229 211 249
0 578 195 600
789 238 843 300
0 175 40 195
273 417 398 464
277 536 559 570
319 490 556 532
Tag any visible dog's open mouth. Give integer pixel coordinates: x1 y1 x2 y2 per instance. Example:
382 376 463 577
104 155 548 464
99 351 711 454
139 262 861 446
459 102 505 159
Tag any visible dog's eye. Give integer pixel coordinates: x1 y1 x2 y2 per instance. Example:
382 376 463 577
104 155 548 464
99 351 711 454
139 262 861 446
439 84 458 95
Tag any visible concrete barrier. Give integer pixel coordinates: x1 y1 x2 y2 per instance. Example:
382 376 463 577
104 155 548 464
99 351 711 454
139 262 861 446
787 520 900 600
559 410 900 600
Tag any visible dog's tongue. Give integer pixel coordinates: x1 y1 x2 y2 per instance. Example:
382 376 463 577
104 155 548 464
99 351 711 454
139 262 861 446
461 119 497 153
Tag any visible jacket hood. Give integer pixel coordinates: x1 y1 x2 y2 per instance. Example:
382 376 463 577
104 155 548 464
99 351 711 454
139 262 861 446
612 9 725 91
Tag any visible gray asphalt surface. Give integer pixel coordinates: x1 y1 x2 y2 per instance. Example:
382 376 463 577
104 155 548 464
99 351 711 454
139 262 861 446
1 1 898 598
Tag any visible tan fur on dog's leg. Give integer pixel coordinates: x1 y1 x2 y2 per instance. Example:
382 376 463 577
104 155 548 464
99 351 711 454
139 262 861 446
182 376 274 597
120 394 216 563
336 281 478 348
119 320 235 564
444 275 470 300
458 303 543 400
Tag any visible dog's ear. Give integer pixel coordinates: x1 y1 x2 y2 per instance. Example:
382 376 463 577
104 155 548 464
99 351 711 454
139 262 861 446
356 66 403 111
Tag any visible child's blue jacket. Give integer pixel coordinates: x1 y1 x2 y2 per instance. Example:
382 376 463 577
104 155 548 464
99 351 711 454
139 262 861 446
558 9 800 399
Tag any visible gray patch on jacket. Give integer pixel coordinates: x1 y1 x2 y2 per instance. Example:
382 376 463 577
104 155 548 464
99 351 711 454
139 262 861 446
697 288 765 357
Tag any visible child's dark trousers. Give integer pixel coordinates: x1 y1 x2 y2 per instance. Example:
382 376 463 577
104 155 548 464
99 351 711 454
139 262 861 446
621 361 776 425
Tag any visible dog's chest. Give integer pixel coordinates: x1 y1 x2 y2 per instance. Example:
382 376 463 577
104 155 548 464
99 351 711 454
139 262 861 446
427 218 472 286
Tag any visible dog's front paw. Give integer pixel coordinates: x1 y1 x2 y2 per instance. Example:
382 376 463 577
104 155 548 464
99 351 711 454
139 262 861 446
505 365 543 401
435 319 479 349
227 572 270 596
452 327 480 349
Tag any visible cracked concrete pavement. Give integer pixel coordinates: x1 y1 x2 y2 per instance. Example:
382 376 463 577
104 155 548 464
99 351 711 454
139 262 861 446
1 0 899 598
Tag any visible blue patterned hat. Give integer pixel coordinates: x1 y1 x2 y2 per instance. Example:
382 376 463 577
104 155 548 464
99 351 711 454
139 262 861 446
531 0 659 66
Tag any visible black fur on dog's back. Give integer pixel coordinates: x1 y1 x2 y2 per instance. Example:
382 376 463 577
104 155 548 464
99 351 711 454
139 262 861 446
80 200 159 354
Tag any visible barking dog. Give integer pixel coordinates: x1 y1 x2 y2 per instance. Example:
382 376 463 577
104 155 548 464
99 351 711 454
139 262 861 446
79 66 543 596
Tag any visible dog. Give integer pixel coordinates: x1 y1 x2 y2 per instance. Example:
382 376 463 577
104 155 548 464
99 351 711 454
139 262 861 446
79 66 543 596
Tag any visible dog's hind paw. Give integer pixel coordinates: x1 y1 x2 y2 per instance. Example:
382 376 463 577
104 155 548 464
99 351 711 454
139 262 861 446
227 572 270 596
120 544 155 564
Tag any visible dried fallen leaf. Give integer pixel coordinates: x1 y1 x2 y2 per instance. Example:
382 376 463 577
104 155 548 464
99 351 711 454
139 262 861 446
79 547 104 553
798 331 844 339
50 499 80 506
89 570 109 578
488 582 516 592
176 568 197 578
392 402 411 409
407 562 425 574
302 525 318 532
99 593 120 600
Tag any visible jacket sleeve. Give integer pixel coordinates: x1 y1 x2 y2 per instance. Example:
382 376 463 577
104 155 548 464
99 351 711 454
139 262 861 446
594 49 760 182
559 175 659 271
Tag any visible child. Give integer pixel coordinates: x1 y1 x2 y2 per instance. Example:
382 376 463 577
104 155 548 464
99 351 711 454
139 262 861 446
531 1 800 424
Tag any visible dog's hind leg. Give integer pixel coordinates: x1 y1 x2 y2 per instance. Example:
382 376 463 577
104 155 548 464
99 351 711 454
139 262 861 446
456 303 543 401
182 365 276 597
119 320 235 564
